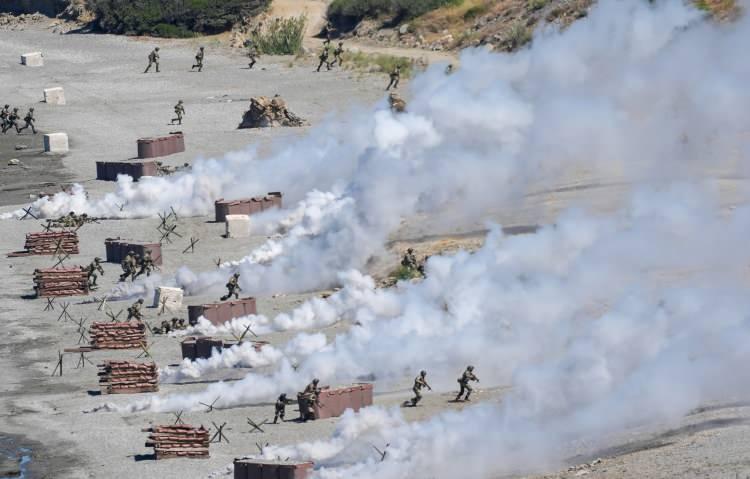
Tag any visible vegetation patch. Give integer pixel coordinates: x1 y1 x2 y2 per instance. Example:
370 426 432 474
343 51 414 77
90 0 269 36
250 15 307 55
328 0 464 31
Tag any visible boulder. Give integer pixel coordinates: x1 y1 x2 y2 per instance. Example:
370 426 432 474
238 95 306 129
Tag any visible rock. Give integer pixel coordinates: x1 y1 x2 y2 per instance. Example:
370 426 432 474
238 95 306 129
14 145 28 150
399 24 410 35
8 159 20 166
389 93 407 113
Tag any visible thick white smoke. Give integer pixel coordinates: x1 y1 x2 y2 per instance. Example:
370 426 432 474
8 0 743 301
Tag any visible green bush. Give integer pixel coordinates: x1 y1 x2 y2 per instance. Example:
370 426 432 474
393 265 421 281
90 0 270 36
328 0 463 30
464 4 489 20
250 15 307 55
527 0 548 12
344 51 414 77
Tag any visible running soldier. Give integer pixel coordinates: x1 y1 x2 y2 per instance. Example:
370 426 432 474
316 47 330 72
134 249 155 278
144 47 160 73
386 66 401 90
17 107 36 134
191 46 204 72
273 393 292 424
401 248 418 270
119 251 135 282
86 257 104 288
455 365 479 402
127 298 144 321
171 100 185 125
410 370 431 407
330 42 344 67
3 108 20 134
220 272 241 301
0 105 10 131
245 41 258 70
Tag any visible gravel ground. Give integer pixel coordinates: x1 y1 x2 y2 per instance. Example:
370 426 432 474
2 22 750 479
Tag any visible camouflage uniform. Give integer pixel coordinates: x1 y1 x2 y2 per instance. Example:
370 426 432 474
316 48 330 72
220 273 241 301
135 250 155 278
246 43 258 70
0 105 10 131
119 251 135 282
455 366 479 401
401 248 418 270
3 108 20 134
170 317 186 330
87 257 104 287
144 47 160 73
17 107 36 134
299 379 321 420
191 47 204 72
330 42 344 67
127 299 145 321
171 100 185 125
274 393 290 424
410 370 431 406
386 66 401 91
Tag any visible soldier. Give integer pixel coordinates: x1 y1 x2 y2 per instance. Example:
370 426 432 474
119 250 135 282
131 253 141 281
170 317 186 330
401 248 418 271
445 63 454 75
386 66 401 91
144 47 160 73
417 255 430 276
0 104 9 131
2 108 20 134
330 41 344 67
245 41 258 70
191 46 204 72
299 378 321 421
86 257 105 288
455 365 479 402
273 393 292 424
160 319 172 334
17 107 36 134
220 272 241 301
127 298 145 321
316 47 330 72
134 249 155 278
322 21 335 42
410 370 431 407
171 100 185 125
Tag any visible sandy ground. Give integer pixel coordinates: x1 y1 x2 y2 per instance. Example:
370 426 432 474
2 20 750 479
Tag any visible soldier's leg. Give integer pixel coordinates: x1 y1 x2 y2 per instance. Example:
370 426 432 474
316 60 323 72
464 383 473 401
198 60 203 72
30 122 36 134
91 272 98 286
144 61 152 73
386 78 394 90
455 384 465 401
155 61 160 73
394 78 400 89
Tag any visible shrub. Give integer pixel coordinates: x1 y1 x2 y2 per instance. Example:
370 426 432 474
527 0 548 12
463 4 489 20
343 51 414 77
90 0 269 36
328 0 463 31
250 15 307 55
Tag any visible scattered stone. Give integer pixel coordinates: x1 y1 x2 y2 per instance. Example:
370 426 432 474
399 24 410 35
14 145 28 151
238 95 306 128
389 93 406 113
8 159 20 166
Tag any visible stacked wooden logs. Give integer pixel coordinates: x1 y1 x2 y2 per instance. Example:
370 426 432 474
98 360 158 394
89 321 146 349
25 231 79 255
143 425 210 459
33 267 88 297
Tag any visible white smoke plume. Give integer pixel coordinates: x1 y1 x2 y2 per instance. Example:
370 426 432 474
8 0 742 301
160 342 284 382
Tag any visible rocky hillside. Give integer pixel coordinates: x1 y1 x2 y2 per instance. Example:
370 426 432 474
329 0 740 52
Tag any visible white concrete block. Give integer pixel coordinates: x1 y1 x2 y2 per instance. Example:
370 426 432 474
21 52 43 67
43 133 69 153
153 286 184 311
225 214 251 238
44 87 66 105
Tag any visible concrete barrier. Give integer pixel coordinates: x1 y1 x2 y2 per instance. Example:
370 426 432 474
44 133 68 153
44 87 65 105
225 214 250 238
21 52 43 67
152 286 183 312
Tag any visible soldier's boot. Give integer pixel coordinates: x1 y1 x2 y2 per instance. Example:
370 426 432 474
464 392 471 401
220 294 229 301
273 414 279 424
